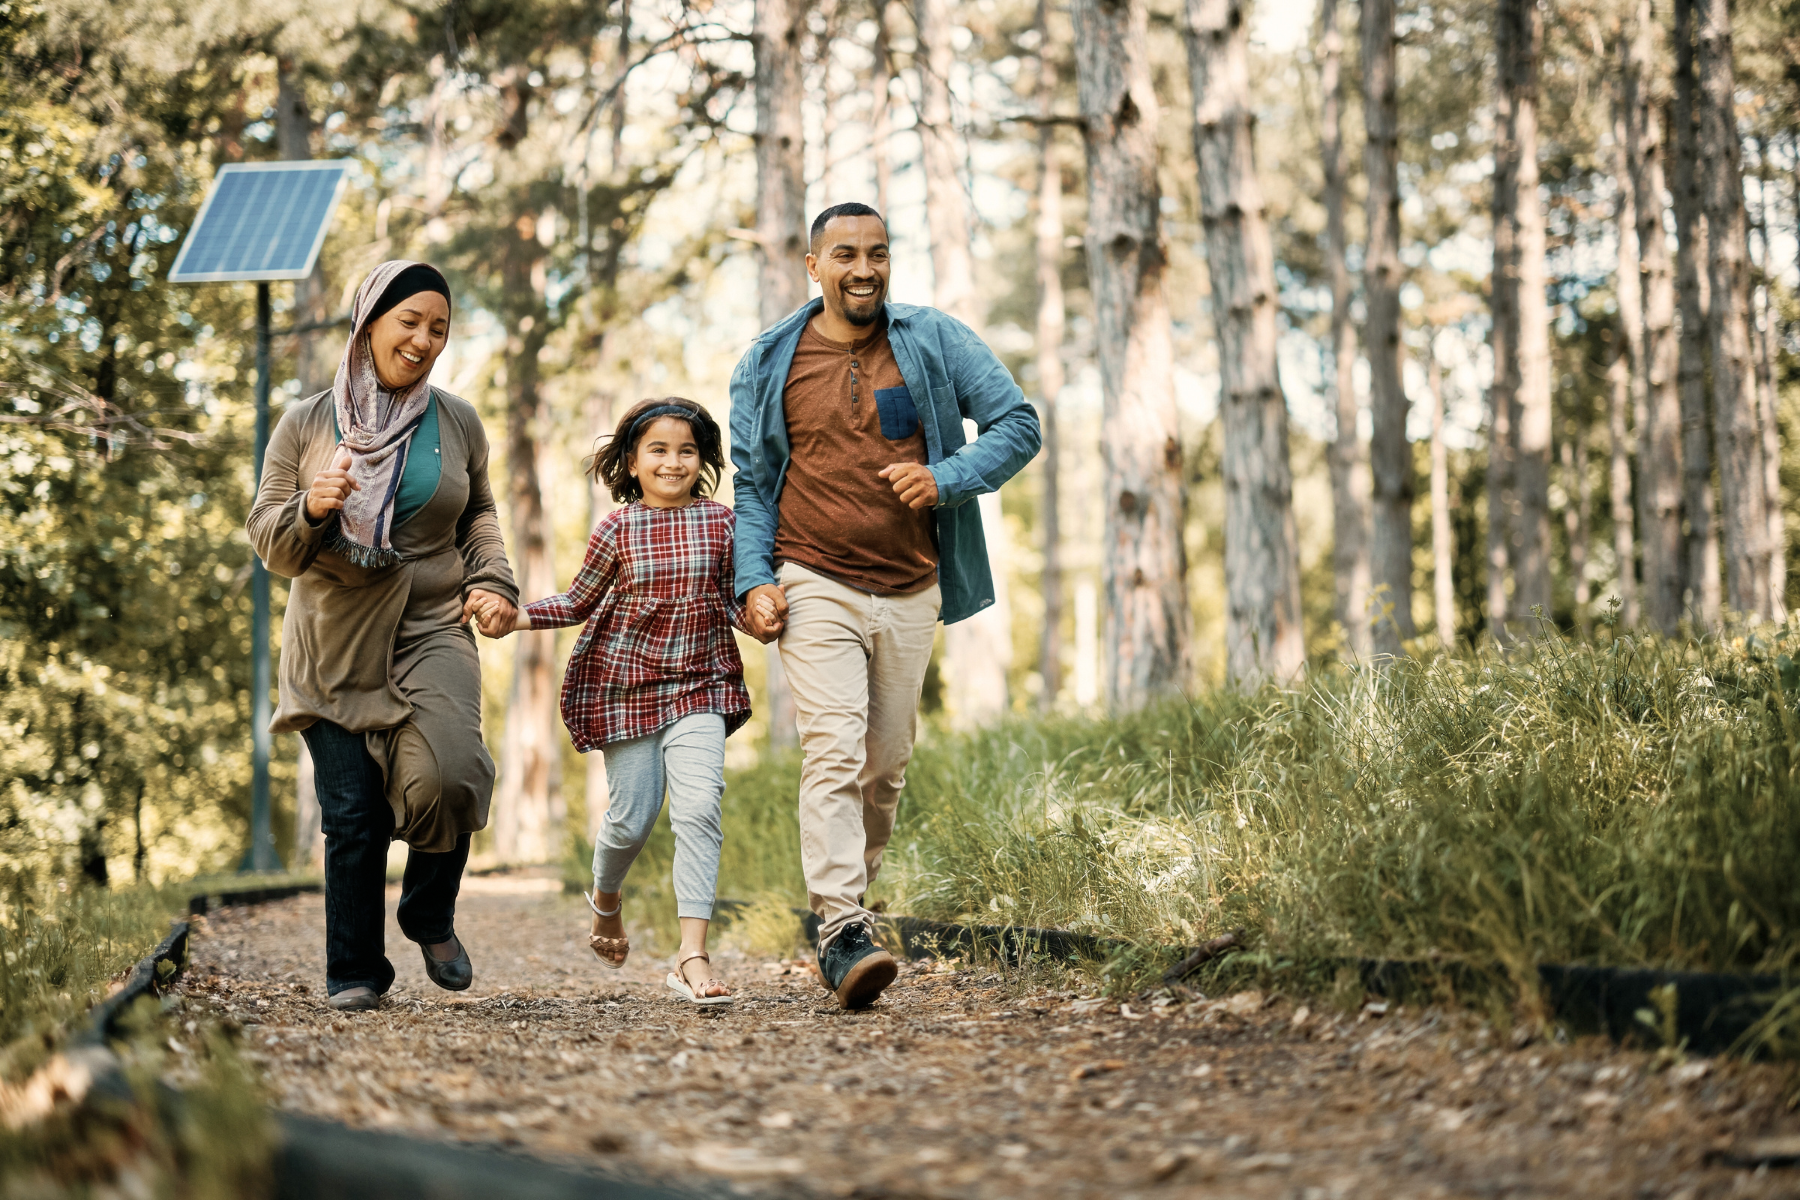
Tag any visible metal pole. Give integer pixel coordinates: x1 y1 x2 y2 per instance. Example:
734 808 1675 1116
247 281 282 872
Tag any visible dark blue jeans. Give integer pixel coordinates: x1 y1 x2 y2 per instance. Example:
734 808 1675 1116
303 719 469 997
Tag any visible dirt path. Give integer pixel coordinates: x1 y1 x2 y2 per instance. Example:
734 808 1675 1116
182 884 1800 1199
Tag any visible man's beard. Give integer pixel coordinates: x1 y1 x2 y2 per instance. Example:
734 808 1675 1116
838 282 884 326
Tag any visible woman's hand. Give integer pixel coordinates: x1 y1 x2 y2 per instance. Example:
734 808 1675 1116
463 589 519 638
305 448 360 523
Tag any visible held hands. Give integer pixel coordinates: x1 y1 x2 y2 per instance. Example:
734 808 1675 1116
745 583 787 644
877 462 938 511
305 448 360 522
463 589 521 638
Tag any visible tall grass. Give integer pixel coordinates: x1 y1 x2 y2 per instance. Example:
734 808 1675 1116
709 624 1800 979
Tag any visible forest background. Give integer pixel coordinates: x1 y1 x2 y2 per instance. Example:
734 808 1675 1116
2 0 1797 889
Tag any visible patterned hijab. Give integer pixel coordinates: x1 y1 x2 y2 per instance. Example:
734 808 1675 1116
327 260 449 568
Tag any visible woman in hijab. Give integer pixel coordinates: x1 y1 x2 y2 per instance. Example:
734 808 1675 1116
249 260 517 1012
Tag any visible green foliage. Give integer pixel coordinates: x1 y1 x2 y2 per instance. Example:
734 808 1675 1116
0 1 297 886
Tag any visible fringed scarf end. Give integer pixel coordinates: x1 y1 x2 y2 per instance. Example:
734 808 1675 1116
326 529 403 569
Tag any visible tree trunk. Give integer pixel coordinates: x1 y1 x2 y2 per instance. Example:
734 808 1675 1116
495 222 562 865
919 0 1012 724
873 0 893 215
1564 409 1594 637
1670 0 1720 626
1035 0 1066 710
1428 339 1456 648
1073 577 1098 706
1607 107 1641 627
1621 0 1684 634
917 0 977 324
1694 0 1770 618
1186 0 1304 682
754 0 809 748
817 0 843 197
276 60 328 396
755 0 809 324
1319 0 1371 659
1751 137 1785 615
1487 39 1517 647
611 0 631 168
1487 229 1516 640
1073 0 1189 708
1608 323 1639 626
294 735 322 869
1496 0 1552 625
1362 0 1413 653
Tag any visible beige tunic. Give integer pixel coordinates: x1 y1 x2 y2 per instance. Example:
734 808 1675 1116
247 388 517 852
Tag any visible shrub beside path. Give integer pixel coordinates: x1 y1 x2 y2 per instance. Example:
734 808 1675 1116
186 885 1800 1198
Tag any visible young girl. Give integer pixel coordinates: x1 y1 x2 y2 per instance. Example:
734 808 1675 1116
483 397 779 1005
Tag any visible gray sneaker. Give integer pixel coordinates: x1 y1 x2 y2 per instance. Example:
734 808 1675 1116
326 986 380 1012
818 923 897 1009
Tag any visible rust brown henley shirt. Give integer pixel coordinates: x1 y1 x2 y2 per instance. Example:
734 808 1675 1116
774 316 938 594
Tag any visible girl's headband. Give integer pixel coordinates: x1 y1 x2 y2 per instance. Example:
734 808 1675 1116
623 403 702 450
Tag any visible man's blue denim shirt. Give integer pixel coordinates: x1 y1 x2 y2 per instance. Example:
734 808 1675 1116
728 299 1042 625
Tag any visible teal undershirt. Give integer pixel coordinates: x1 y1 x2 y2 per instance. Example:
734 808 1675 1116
332 393 441 529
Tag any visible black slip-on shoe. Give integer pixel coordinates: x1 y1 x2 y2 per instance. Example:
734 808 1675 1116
818 922 897 1009
420 936 473 991
327 986 381 1012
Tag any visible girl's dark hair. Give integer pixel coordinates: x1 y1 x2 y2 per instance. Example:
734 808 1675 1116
587 396 725 503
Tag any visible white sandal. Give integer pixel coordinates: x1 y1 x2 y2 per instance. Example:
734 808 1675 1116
666 951 734 1006
586 891 629 970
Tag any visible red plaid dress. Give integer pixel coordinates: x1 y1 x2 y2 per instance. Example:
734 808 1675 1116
525 498 751 750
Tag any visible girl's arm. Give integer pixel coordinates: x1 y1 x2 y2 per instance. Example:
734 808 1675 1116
523 523 620 631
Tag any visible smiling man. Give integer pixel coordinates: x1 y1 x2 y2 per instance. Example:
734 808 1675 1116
730 202 1040 1008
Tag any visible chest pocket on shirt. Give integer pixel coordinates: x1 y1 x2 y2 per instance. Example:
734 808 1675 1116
874 385 920 441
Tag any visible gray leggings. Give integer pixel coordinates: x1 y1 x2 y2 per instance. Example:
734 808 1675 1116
592 712 726 920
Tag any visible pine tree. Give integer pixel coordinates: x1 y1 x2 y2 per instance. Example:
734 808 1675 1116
1363 0 1414 651
1186 0 1304 682
1319 0 1372 658
753 0 808 746
1621 0 1684 633
1072 0 1190 707
1670 0 1721 625
1495 0 1552 625
1694 0 1771 617
1033 0 1067 709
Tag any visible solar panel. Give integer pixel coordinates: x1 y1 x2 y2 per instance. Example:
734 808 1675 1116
168 161 350 283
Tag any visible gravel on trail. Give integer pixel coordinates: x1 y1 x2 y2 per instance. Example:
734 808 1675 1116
181 882 1800 1199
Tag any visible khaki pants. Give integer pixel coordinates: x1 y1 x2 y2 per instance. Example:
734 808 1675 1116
777 561 940 949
